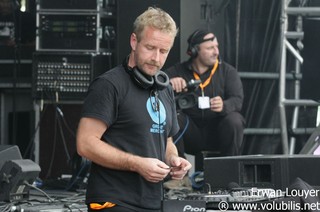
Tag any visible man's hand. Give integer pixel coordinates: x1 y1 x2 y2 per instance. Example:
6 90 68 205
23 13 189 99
169 77 187 93
133 157 171 183
210 96 223 112
168 156 192 180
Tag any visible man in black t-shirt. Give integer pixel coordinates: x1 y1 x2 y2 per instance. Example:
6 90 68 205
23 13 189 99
76 7 192 212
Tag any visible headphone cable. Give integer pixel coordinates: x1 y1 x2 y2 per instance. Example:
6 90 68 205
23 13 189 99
154 89 166 210
174 115 190 145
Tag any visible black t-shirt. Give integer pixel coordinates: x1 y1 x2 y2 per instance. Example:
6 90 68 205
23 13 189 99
81 64 179 211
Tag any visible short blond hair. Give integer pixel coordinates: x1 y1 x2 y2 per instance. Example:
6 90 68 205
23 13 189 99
133 7 178 42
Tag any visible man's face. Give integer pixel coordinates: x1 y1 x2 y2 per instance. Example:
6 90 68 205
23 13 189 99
130 26 174 76
197 33 219 66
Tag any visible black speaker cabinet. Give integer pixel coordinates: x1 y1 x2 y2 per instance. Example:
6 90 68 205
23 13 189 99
204 154 320 191
0 145 22 170
0 159 41 202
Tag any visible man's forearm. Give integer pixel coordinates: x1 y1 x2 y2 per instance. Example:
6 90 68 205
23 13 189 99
165 137 179 165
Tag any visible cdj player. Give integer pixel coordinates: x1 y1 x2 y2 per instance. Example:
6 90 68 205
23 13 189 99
176 185 284 210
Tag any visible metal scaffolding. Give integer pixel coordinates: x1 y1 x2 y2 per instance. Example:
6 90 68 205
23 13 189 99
279 0 320 154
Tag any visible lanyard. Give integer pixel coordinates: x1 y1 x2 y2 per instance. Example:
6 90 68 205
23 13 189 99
193 59 219 95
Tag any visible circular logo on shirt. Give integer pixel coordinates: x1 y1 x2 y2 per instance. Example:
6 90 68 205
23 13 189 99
146 96 166 124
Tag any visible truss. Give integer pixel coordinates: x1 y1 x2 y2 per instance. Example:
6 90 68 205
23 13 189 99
279 0 320 154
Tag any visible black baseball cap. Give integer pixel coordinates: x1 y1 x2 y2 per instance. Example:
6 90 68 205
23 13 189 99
187 29 215 47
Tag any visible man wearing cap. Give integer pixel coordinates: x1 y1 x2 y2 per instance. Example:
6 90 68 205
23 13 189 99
164 29 245 171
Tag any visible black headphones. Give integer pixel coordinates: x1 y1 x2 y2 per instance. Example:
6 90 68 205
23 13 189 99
187 30 202 58
122 56 169 90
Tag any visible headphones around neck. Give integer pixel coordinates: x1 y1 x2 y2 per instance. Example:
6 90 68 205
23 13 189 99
122 57 169 90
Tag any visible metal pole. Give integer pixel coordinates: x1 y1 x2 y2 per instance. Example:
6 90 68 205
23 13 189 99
289 15 303 154
238 72 302 80
33 101 40 164
286 7 320 16
279 0 289 154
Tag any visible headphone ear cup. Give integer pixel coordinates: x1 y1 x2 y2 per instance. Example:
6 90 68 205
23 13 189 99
132 67 154 89
190 45 198 58
187 30 201 58
125 63 169 90
154 71 169 90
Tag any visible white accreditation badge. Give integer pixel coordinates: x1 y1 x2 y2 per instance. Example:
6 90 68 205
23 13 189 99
198 96 210 109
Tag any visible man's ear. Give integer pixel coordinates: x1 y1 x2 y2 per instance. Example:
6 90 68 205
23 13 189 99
130 33 138 51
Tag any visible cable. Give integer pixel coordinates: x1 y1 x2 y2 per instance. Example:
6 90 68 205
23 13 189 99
45 104 77 179
173 115 190 145
65 158 90 191
23 180 55 202
56 106 76 138
0 202 15 212
152 88 166 211
190 171 205 190
56 108 71 162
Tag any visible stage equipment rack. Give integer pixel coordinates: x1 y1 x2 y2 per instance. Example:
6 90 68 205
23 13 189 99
33 0 116 102
32 0 116 164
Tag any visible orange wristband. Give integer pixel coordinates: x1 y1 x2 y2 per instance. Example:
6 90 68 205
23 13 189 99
90 202 116 210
